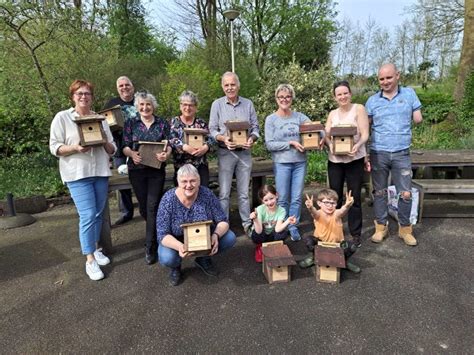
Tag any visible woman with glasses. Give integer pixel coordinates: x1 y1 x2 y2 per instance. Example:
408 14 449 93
50 80 116 281
324 81 369 247
169 90 214 186
264 84 311 241
122 91 171 265
157 164 236 286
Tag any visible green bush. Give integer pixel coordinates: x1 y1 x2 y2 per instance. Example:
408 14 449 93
0 149 65 199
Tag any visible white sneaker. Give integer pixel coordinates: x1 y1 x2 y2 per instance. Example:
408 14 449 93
93 248 110 266
85 260 104 281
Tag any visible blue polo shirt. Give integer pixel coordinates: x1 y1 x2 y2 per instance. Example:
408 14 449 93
365 86 422 152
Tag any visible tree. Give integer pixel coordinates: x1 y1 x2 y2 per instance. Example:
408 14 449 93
454 0 474 102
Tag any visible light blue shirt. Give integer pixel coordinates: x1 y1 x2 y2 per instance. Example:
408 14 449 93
265 111 310 163
209 96 260 146
365 86 422 152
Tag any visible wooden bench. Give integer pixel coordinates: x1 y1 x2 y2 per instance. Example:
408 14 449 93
100 158 274 252
412 179 474 222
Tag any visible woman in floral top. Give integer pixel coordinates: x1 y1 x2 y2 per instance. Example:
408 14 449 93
122 91 171 265
169 90 214 186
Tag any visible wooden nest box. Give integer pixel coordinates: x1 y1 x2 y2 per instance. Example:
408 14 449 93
181 220 213 256
225 120 250 147
75 115 107 147
98 105 124 131
299 121 325 150
315 241 346 284
329 126 357 155
183 128 208 149
138 140 167 169
262 241 296 284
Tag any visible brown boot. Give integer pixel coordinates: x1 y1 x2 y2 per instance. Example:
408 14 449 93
371 220 388 243
398 224 417 246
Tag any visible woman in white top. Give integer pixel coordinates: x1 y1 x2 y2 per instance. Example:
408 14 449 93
50 80 116 281
325 81 369 247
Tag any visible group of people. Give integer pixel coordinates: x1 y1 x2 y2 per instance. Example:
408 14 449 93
49 62 423 284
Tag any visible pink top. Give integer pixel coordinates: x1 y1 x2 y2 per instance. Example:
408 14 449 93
328 104 366 163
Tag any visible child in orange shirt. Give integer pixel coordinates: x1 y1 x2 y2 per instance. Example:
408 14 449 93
300 188 360 273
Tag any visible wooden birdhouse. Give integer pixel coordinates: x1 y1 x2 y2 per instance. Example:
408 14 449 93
262 240 296 284
183 128 208 149
329 125 357 155
182 220 213 256
315 241 346 284
98 105 124 131
299 121 325 150
75 115 107 147
138 140 167 169
225 120 250 147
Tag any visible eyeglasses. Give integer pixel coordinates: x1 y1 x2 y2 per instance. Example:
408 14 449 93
180 103 196 108
320 200 337 207
75 92 91 97
277 95 292 101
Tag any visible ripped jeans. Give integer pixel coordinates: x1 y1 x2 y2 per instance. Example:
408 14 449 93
371 149 413 226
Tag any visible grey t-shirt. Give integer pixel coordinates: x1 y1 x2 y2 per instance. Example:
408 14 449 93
264 111 310 163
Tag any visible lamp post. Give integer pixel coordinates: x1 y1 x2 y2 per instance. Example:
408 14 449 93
223 9 240 73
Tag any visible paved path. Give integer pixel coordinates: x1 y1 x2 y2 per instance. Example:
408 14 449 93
1 190 473 353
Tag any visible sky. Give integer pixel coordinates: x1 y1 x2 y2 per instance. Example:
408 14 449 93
336 0 416 28
146 0 418 42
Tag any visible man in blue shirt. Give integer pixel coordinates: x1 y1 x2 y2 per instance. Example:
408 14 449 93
365 63 423 246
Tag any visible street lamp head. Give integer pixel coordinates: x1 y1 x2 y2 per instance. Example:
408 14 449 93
223 9 240 21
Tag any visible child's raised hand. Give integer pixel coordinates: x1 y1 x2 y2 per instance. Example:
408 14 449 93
249 209 257 220
305 194 314 209
287 215 297 224
345 190 354 207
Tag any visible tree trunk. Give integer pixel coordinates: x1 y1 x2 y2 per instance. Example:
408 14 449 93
454 0 474 102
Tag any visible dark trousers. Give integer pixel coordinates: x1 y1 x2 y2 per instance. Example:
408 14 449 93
327 157 365 237
113 157 134 219
306 237 356 260
173 163 209 187
251 230 287 244
129 167 165 248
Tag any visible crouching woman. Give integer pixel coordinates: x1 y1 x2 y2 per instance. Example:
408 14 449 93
156 164 236 286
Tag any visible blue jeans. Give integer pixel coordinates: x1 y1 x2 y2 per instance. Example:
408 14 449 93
274 161 306 236
217 148 252 228
158 230 237 268
371 149 412 226
67 177 109 255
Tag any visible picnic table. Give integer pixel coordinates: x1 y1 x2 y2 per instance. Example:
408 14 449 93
410 149 474 221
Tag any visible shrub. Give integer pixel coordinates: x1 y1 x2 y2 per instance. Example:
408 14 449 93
0 149 65 199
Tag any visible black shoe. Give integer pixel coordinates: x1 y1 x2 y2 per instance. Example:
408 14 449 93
113 216 133 226
352 236 362 248
145 246 157 265
194 257 219 277
169 267 182 286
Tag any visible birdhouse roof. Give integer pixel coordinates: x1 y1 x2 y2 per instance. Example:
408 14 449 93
262 244 296 267
97 105 122 114
225 120 250 131
138 140 168 146
330 126 357 136
315 244 346 268
184 128 209 135
74 114 105 124
299 122 325 133
180 220 213 228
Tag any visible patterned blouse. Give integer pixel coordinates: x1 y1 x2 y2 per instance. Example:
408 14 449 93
122 114 170 170
169 116 215 169
156 186 228 243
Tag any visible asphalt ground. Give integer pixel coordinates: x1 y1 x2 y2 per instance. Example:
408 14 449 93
1 187 473 354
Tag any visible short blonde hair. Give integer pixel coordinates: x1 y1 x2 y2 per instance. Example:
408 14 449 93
275 84 296 100
317 188 338 202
